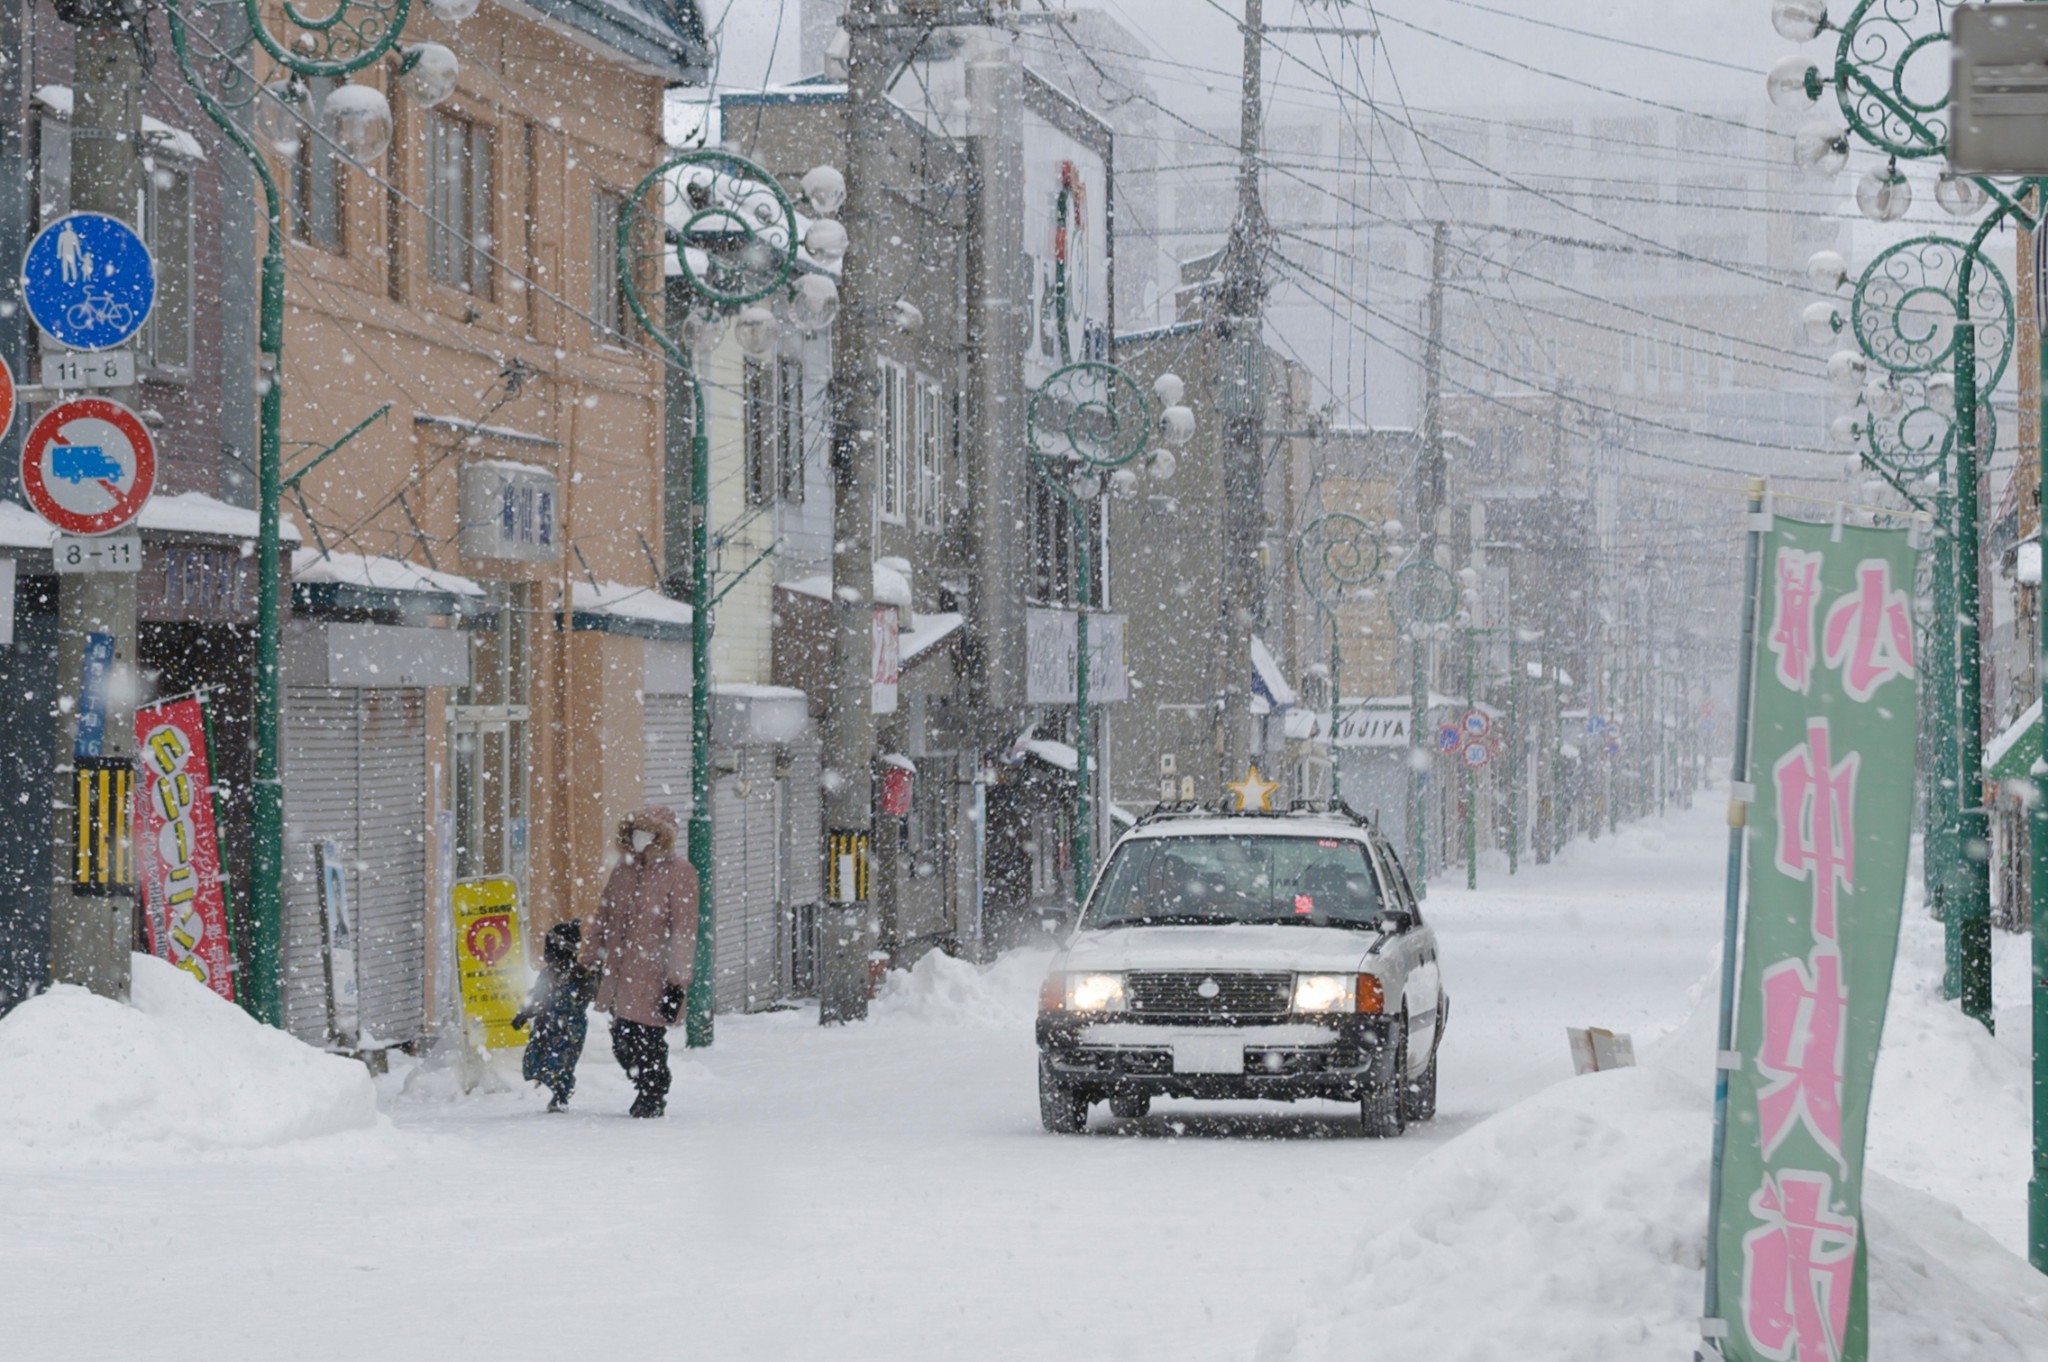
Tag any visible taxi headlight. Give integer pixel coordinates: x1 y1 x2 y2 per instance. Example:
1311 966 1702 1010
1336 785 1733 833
1291 973 1355 1013
1048 966 1130 1007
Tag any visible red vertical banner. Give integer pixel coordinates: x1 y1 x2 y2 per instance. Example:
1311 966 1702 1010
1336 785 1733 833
134 698 235 1001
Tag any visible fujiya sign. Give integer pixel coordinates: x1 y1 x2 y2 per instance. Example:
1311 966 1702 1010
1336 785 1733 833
1332 705 1410 748
1709 518 1917 1362
1024 606 1128 704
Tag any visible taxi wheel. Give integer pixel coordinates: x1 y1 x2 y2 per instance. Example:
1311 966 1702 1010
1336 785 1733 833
1038 1058 1089 1134
1401 1046 1439 1124
1361 1022 1409 1139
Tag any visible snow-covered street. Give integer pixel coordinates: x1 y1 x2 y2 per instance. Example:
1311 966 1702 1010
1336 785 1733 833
4 796 2044 1361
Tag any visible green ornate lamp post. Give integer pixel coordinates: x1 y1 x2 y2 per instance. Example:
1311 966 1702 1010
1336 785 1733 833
1391 556 1457 895
615 151 811 1047
167 0 460 1025
1295 513 1382 809
1027 360 1192 902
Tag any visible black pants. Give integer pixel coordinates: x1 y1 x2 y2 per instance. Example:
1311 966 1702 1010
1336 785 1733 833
610 1019 671 1105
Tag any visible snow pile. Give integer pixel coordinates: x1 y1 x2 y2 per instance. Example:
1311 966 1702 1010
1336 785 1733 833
871 945 1052 1031
1261 1064 2048 1362
0 955 380 1156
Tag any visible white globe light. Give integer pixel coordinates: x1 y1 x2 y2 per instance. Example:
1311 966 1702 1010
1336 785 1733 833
1153 372 1186 406
256 80 308 156
1800 300 1844 345
1934 171 1988 216
735 304 777 359
1828 414 1863 447
1766 56 1819 110
791 273 839 332
1826 349 1868 395
1147 448 1177 482
800 165 846 216
1792 122 1850 177
681 311 726 352
803 217 847 266
321 83 393 164
1108 467 1139 497
892 299 924 333
1806 249 1849 292
426 0 480 21
1855 165 1913 222
1771 0 1828 42
1159 404 1195 447
1863 379 1905 419
1926 373 1956 413
400 43 460 107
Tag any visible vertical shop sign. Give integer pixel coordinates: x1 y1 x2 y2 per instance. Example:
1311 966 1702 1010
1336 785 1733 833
453 877 527 1048
1710 519 1918 1362
133 697 234 1000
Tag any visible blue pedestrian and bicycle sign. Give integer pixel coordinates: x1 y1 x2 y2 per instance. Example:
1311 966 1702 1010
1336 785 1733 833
21 212 155 352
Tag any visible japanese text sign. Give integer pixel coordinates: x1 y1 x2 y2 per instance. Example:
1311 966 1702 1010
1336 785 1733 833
453 877 528 1049
135 698 235 1001
1715 519 1917 1362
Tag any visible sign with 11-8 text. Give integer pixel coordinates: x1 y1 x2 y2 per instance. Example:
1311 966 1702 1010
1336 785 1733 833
1711 518 1917 1362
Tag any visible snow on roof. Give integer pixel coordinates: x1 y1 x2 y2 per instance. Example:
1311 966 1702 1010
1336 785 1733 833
1250 635 1298 711
1282 708 1320 741
1110 804 1137 828
142 493 303 542
2017 541 2041 586
292 549 484 597
780 564 914 613
573 579 692 627
35 86 207 160
414 414 558 449
1023 738 1078 772
712 682 807 701
901 611 963 663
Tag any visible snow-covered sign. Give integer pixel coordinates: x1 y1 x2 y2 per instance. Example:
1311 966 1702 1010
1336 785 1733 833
1332 703 1409 748
1024 606 1128 704
1707 518 1918 1362
872 605 900 715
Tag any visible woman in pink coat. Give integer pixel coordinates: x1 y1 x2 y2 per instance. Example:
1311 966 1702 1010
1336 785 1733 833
579 805 699 1117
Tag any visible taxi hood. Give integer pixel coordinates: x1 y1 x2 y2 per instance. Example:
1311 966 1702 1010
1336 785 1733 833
1058 923 1376 975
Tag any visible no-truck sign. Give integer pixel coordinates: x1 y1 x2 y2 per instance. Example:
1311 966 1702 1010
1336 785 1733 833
21 397 157 536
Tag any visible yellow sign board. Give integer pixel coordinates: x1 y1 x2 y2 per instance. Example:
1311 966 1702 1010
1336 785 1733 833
453 877 528 1049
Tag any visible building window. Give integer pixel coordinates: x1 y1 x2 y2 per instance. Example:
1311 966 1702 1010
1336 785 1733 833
291 78 345 252
139 158 193 378
425 111 492 298
745 355 805 508
591 189 628 339
878 358 906 523
914 376 943 529
777 356 806 503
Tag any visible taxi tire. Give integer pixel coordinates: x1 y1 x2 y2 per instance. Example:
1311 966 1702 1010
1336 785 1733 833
1401 1047 1439 1124
1039 1058 1089 1134
1362 1021 1409 1139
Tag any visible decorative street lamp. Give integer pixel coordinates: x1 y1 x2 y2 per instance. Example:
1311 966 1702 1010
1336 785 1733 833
616 150 812 1047
1294 512 1381 808
1027 361 1191 903
167 0 450 1026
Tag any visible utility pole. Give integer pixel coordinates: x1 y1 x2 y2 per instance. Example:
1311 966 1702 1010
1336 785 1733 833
1408 220 1446 882
47 13 145 999
1215 0 1267 786
818 0 886 1024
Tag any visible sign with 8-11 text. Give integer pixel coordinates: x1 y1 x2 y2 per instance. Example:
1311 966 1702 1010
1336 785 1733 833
1712 518 1917 1362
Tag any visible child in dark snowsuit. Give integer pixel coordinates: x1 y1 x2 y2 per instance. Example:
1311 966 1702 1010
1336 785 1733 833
512 920 597 1112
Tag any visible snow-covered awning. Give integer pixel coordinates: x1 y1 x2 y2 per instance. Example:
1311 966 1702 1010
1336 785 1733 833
1022 738 1078 772
1249 635 1296 715
414 414 558 448
0 494 304 550
35 85 206 160
780 563 914 615
569 579 692 641
901 611 963 665
293 548 482 618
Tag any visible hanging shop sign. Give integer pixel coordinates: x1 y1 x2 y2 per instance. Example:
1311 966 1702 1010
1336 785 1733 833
453 877 528 1049
135 697 234 1001
1332 704 1409 748
20 396 157 536
1707 518 1918 1362
71 755 133 897
1023 606 1130 704
872 606 901 716
21 212 156 351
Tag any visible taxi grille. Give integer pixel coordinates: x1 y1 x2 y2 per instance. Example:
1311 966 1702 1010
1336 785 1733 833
1126 971 1292 1019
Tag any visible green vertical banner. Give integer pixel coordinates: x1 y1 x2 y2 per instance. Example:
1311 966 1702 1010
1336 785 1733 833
1713 518 1918 1361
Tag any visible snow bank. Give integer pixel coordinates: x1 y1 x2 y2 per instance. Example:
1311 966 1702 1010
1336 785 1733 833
1261 1064 2048 1362
0 955 380 1156
871 945 1052 1031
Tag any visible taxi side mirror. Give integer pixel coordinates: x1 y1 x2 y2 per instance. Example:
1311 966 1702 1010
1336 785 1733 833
1380 908 1415 934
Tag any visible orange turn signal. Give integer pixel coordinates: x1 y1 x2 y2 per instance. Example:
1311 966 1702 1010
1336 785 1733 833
1356 974 1384 1015
1040 976 1064 1011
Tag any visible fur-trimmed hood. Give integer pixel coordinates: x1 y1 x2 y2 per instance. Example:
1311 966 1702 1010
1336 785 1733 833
618 805 679 859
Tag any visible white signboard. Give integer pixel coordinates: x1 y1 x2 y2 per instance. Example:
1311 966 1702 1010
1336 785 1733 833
41 349 135 390
1020 104 1111 387
0 558 14 647
872 606 900 715
1025 606 1128 704
1333 704 1411 748
52 534 140 573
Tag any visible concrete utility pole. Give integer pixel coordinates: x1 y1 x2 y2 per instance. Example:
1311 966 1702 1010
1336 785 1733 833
47 17 145 998
1215 0 1268 786
1407 220 1446 880
818 0 887 1024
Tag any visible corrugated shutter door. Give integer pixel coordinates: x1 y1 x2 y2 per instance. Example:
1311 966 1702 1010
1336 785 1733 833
644 693 694 815
786 736 822 906
710 772 746 1012
742 744 782 1009
282 687 359 1044
354 691 428 1044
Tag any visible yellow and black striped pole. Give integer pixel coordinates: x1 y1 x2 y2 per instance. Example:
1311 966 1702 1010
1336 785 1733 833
72 757 134 896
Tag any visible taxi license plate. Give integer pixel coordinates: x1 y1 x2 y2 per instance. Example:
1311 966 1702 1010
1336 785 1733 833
1172 1035 1245 1074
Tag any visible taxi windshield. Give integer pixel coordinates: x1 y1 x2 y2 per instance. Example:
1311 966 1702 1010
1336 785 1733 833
1084 834 1387 930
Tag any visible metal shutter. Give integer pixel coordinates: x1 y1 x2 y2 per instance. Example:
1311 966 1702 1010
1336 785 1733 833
643 693 694 815
708 744 786 1013
282 685 429 1048
785 736 822 905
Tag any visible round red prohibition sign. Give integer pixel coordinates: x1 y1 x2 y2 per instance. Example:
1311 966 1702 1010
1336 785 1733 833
21 396 157 536
0 355 15 438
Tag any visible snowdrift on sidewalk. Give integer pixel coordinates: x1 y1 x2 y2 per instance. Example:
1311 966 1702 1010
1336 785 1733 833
0 954 380 1155
1260 1064 2048 1362
870 945 1052 1030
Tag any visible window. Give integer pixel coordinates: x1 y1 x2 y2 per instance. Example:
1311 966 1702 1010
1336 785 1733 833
878 358 907 523
292 78 345 252
591 189 627 339
1084 835 1387 930
425 111 492 298
744 355 806 508
914 376 943 529
139 158 193 377
777 356 806 503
